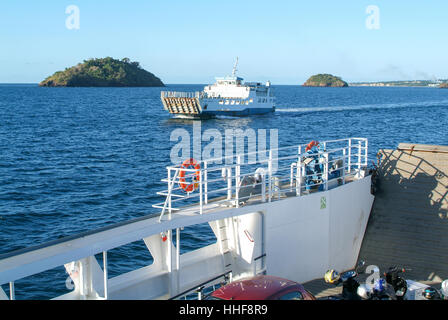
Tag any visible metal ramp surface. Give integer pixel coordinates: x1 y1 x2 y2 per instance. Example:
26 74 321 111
358 143 448 285
304 143 448 299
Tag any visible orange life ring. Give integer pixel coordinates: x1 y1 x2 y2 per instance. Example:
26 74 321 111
305 140 320 152
179 158 201 193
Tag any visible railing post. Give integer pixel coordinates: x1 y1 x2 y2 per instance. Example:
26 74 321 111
9 282 14 300
365 139 368 166
358 140 362 171
199 169 203 214
297 146 302 196
296 156 302 196
159 168 179 223
203 161 208 205
235 156 242 208
261 173 266 202
342 148 346 185
167 229 173 297
176 228 180 270
176 228 180 293
168 168 172 220
226 167 232 200
268 150 273 202
290 163 296 191
103 251 108 300
324 152 329 191
348 139 352 173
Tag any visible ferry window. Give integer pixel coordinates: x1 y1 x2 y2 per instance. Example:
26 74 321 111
231 100 235 105
250 99 253 103
245 101 249 105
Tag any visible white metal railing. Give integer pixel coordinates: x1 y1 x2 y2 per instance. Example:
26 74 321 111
153 138 369 221
161 91 204 99
0 137 369 300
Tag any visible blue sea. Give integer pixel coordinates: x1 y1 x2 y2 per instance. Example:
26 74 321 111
1 84 448 299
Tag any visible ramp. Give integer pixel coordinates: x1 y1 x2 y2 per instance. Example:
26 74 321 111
161 91 202 115
304 143 448 298
358 143 448 284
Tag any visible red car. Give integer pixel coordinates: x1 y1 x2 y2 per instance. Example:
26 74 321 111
206 275 316 300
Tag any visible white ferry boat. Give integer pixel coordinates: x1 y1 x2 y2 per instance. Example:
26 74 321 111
0 138 377 300
161 58 275 118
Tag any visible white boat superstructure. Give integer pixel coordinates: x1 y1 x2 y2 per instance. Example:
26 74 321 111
161 58 275 118
0 138 374 300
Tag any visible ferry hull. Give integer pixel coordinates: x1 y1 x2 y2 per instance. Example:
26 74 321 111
161 94 275 118
0 177 373 300
201 107 275 117
172 109 275 119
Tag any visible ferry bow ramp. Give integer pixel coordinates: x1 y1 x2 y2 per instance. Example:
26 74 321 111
359 143 448 283
305 143 448 298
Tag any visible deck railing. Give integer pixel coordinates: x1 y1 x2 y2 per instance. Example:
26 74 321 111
153 138 369 222
161 91 204 99
0 137 369 300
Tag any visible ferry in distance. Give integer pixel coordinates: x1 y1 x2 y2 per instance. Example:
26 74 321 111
161 58 276 118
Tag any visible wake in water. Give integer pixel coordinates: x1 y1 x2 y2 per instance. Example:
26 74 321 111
276 99 448 113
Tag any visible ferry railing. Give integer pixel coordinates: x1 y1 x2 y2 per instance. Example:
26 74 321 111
0 137 368 300
161 91 204 99
153 138 369 221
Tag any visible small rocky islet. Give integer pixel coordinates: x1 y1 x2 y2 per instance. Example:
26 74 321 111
39 57 165 87
303 74 348 87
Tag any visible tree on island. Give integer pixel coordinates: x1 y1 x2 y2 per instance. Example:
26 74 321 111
39 57 165 87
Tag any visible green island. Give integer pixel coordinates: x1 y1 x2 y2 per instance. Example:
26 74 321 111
39 57 165 87
303 74 348 87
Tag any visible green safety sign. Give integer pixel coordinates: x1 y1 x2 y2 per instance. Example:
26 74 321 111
320 196 327 209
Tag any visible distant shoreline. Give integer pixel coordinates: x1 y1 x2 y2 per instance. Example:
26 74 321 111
349 84 439 88
349 80 447 88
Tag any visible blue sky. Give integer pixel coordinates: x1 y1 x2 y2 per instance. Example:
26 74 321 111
1 0 447 84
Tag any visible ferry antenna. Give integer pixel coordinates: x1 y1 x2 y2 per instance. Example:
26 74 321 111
232 57 238 77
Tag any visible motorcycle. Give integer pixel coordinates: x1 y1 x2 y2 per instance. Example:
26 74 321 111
368 278 397 300
384 266 408 300
442 280 448 300
324 261 367 300
324 261 398 300
421 286 443 300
